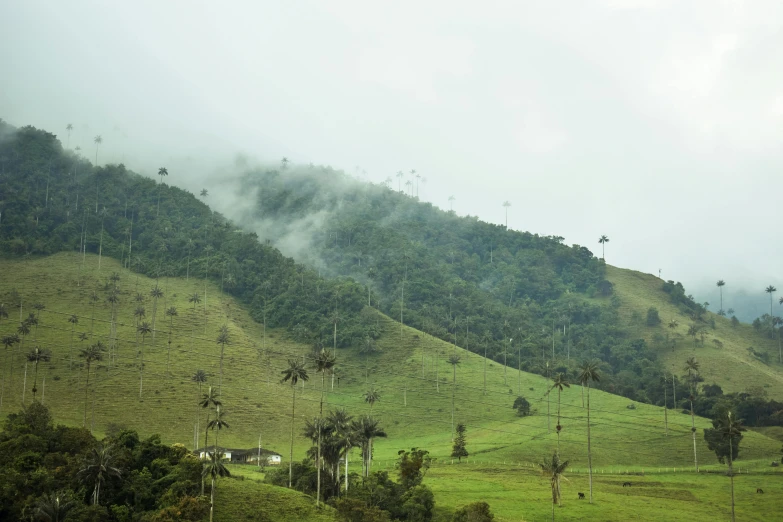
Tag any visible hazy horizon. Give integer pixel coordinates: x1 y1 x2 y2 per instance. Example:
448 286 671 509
1 0 781 316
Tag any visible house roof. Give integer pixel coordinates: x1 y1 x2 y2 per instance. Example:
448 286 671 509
194 446 281 456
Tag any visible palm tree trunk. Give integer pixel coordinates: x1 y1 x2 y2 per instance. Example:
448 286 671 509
32 361 39 401
210 476 215 522
483 345 487 396
345 447 349 492
202 413 210 496
729 438 735 522
69 324 75 370
139 337 145 399
451 365 456 441
22 360 28 404
83 364 90 427
690 398 698 472
556 389 561 455
317 372 325 507
587 383 593 503
289 386 296 488
664 382 668 436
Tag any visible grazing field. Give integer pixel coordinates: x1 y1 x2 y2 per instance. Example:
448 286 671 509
1 253 782 521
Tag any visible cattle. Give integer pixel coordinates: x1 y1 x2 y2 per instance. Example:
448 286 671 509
757 488 764 494
578 492 585 500
622 482 632 487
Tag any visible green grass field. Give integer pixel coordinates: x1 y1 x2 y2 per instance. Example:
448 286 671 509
1 253 782 521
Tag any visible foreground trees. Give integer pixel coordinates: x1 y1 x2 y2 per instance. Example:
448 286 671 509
281 359 309 488
704 412 746 522
540 452 569 521
578 360 601 504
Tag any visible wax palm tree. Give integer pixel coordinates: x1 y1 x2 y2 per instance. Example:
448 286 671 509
540 452 569 521
578 359 601 503
199 385 222 474
207 404 229 457
189 292 201 310
67 314 79 369
716 280 726 313
79 342 104 428
27 346 51 402
149 285 163 343
0 334 20 409
79 443 121 505
448 354 461 440
684 356 700 471
200 189 208 198
216 325 230 392
448 195 455 211
598 235 609 260
202 451 230 522
766 285 777 337
281 359 309 488
503 200 511 229
550 373 571 455
192 370 208 449
165 306 177 376
35 490 75 522
66 123 73 147
314 349 336 506
363 385 381 414
352 415 387 477
88 291 99 333
156 167 168 217
396 170 404 192
137 322 151 399
327 408 356 493
13 321 32 388
93 135 102 166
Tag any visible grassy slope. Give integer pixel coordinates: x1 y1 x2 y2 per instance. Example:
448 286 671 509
603 266 783 399
1 253 782 521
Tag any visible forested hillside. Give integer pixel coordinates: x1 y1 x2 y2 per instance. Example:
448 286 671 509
0 120 373 343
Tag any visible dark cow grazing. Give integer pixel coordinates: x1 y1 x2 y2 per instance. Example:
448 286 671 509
578 492 585 500
757 488 764 494
622 482 632 487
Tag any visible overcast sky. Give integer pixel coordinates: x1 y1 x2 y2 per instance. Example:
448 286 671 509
1 0 781 309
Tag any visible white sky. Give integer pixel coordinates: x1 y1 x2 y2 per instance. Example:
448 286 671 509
1 0 781 302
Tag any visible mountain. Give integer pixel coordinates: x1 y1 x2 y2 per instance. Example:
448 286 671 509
2 120 783 521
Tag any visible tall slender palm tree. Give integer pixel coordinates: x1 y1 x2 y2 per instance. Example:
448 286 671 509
192 370 208 450
149 285 163 343
578 359 601 503
137 322 151 399
550 373 570 455
598 235 609 260
165 306 177 376
200 385 222 467
716 280 726 313
79 342 104 428
189 292 201 311
684 356 700 472
207 405 229 457
26 346 51 402
352 415 387 477
79 444 121 505
0 334 20 410
66 123 73 148
67 314 79 370
200 189 208 198
202 451 230 522
448 195 455 211
216 326 230 392
93 135 102 166
448 354 461 441
396 170 404 192
156 167 168 217
281 359 309 488
88 291 99 334
314 349 336 506
766 285 777 337
363 385 381 414
502 200 511 229
540 452 569 521
13 321 32 388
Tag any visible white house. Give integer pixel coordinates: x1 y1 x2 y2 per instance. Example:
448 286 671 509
195 446 282 465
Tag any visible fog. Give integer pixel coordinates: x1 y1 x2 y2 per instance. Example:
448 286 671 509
1 0 781 315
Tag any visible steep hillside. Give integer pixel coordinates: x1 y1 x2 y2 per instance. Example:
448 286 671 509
603 266 783 399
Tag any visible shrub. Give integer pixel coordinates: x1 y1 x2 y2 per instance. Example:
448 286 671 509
452 501 495 522
646 307 661 326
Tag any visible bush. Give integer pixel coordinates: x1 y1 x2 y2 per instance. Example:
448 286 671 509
646 307 661 326
452 501 495 521
335 498 391 522
513 397 531 417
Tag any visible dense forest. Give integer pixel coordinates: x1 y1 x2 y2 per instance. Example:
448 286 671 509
2 120 781 424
